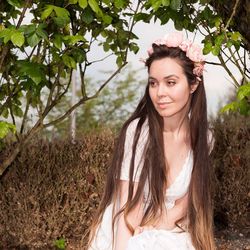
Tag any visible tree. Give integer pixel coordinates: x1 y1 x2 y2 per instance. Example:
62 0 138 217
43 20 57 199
140 0 249 114
0 0 142 175
45 65 145 137
0 0 249 176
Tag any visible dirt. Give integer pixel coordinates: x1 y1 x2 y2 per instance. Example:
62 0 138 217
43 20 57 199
215 228 250 250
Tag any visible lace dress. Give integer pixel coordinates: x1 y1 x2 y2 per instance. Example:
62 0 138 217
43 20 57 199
89 119 195 250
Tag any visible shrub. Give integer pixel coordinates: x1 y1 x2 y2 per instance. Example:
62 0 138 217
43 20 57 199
211 113 250 231
0 130 114 249
0 113 249 249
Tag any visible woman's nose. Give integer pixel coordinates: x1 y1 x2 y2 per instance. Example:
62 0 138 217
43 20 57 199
157 83 167 97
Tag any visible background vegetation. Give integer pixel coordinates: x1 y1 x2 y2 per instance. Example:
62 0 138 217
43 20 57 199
0 0 249 249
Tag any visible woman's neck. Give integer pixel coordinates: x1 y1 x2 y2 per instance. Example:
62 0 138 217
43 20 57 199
163 112 190 140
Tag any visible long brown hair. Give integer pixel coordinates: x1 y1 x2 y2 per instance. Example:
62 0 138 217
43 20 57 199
88 44 215 250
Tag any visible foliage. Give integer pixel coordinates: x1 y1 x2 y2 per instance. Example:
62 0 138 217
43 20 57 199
140 0 250 114
0 118 248 248
54 237 66 250
220 82 250 115
0 0 142 175
45 65 145 137
211 112 250 230
0 0 249 176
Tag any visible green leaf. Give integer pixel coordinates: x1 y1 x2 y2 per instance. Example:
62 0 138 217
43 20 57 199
103 42 110 52
12 105 23 117
230 31 241 41
22 24 36 35
27 33 41 47
0 121 16 139
88 0 102 15
53 17 70 27
220 101 238 113
17 61 43 84
67 34 85 45
54 238 66 250
36 26 48 39
214 34 225 47
79 0 88 9
212 46 220 56
151 0 162 11
129 42 139 54
114 0 125 9
170 0 181 10
7 0 22 8
2 108 9 119
71 48 86 63
213 17 221 28
11 31 25 47
116 56 123 67
41 5 54 20
53 34 63 49
238 98 250 116
226 40 233 48
69 0 78 4
53 6 70 18
102 14 112 24
82 7 94 24
237 83 250 101
62 54 76 69
162 0 170 6
0 28 13 44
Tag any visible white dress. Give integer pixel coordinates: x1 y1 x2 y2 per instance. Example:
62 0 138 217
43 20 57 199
89 119 195 250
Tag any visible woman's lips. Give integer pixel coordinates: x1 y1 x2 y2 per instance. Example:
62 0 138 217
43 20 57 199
157 102 172 109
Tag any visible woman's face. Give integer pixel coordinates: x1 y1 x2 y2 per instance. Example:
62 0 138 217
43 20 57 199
148 57 195 118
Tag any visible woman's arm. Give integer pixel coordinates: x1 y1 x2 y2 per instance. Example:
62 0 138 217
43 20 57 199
114 180 144 250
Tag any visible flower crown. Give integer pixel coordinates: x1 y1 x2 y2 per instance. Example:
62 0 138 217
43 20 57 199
146 32 205 81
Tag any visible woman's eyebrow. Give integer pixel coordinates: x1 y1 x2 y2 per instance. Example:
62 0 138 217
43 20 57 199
148 74 179 80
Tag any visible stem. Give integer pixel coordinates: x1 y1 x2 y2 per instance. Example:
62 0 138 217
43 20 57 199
124 0 141 62
20 94 31 134
217 53 240 88
224 0 240 31
44 62 127 128
228 46 246 80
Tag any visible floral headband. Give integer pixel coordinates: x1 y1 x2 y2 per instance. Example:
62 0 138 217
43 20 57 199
146 32 205 81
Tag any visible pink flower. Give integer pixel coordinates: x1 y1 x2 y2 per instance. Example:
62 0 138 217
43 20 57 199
186 43 205 62
193 62 205 77
164 32 183 47
153 38 167 46
179 39 192 52
147 46 153 56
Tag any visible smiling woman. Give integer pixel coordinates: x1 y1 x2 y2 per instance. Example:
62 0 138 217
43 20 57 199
87 32 215 250
148 58 198 119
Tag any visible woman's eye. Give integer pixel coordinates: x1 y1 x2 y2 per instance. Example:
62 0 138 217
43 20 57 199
167 81 176 86
149 81 156 87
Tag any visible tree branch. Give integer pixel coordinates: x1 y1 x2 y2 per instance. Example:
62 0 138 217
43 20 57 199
44 62 127 128
224 0 240 31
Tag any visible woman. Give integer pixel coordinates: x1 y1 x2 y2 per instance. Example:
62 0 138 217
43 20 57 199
88 32 215 250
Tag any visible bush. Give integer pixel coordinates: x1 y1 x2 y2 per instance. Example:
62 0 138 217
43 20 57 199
0 113 248 249
211 113 250 231
0 131 114 249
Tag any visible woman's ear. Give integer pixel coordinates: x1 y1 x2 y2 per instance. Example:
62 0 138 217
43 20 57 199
190 82 199 94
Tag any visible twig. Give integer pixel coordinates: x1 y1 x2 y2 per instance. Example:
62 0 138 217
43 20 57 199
217 53 240 88
87 53 113 66
224 0 240 31
44 62 127 128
